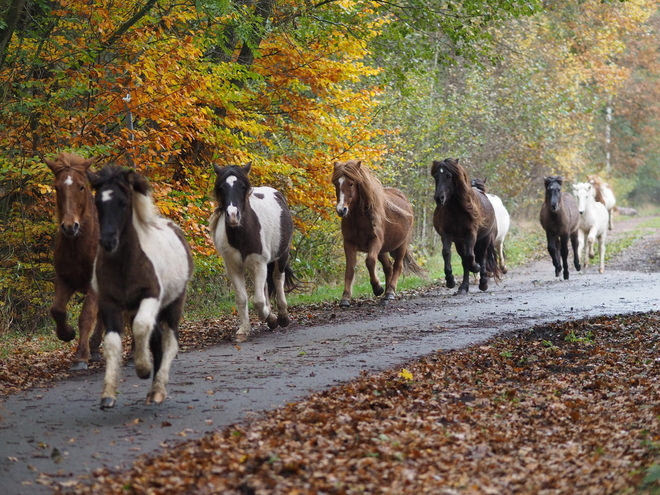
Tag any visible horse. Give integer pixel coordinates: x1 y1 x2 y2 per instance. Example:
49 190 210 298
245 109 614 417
539 176 581 280
209 163 297 342
573 182 608 273
431 158 500 294
332 160 424 306
86 166 193 409
45 152 104 370
471 178 510 274
587 175 616 230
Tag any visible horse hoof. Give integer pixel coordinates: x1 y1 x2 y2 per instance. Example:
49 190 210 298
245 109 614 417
146 392 165 405
380 298 390 306
372 285 384 297
266 316 279 330
56 325 76 343
90 352 102 362
70 361 88 371
446 279 456 289
235 333 248 343
339 299 350 308
100 397 116 410
563 273 569 280
479 282 488 291
277 315 290 328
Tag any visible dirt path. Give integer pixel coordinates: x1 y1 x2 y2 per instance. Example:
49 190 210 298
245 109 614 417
1 213 659 494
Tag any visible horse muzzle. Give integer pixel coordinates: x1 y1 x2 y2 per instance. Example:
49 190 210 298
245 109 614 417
60 222 81 238
100 235 119 253
336 206 348 218
434 195 446 206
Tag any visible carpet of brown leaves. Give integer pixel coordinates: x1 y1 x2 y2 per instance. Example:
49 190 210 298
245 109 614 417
55 312 660 495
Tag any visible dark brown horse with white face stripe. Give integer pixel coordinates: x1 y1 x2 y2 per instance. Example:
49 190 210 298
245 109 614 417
432 158 500 294
540 175 581 280
87 166 193 409
332 160 424 306
45 152 103 370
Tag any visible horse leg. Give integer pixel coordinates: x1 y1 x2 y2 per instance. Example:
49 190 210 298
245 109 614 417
50 276 76 342
455 242 471 294
598 233 606 274
498 240 508 274
441 235 455 289
252 262 277 329
608 209 613 230
365 247 384 298
559 235 571 280
147 297 183 405
132 297 161 380
577 229 587 269
378 252 395 304
99 306 124 410
570 231 581 273
272 262 290 328
340 244 358 307
546 233 561 277
226 263 251 341
71 290 99 370
475 240 489 292
89 316 103 363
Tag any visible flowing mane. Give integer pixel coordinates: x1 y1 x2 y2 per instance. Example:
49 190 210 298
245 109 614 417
332 160 386 237
432 158 484 227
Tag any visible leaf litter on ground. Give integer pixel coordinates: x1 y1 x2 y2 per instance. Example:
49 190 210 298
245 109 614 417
43 311 660 495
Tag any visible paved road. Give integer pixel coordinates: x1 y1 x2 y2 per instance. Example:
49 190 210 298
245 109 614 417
2 221 660 494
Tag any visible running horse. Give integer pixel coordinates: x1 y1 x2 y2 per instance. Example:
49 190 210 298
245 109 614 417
45 152 103 370
540 175 581 280
209 163 298 342
432 158 500 294
587 175 616 230
332 159 425 306
471 177 510 274
87 166 193 409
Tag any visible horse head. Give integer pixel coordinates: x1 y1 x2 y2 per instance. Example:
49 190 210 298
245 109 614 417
87 166 148 254
45 152 96 238
332 160 363 218
572 182 593 215
544 176 564 212
471 177 487 193
431 158 463 206
213 163 252 227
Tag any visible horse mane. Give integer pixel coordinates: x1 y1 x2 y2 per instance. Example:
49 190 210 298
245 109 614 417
46 151 95 175
332 160 386 236
587 175 606 204
88 166 158 225
434 158 484 225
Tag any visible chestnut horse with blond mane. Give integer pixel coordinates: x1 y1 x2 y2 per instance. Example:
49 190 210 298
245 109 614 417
332 160 424 306
587 175 616 230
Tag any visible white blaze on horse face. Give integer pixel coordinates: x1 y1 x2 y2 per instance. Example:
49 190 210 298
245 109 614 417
101 190 114 202
336 177 347 215
64 175 73 186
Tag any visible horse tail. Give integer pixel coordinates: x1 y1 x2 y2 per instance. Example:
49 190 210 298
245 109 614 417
486 240 502 283
267 261 302 297
403 251 427 278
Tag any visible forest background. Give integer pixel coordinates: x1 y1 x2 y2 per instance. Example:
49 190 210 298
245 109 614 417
1 0 660 333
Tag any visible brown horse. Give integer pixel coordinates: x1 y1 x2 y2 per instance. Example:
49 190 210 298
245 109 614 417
539 175 581 280
432 158 500 294
45 152 103 370
332 160 424 306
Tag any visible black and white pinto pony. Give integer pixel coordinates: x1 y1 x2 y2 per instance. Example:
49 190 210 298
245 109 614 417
87 166 193 409
209 163 297 343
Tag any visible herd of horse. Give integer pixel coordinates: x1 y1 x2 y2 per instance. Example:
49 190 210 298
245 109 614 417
45 151 616 409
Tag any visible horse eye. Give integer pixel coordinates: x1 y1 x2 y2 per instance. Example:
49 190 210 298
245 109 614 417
80 185 85 191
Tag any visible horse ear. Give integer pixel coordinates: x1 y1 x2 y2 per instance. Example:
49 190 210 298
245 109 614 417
82 157 97 172
556 176 564 185
132 174 151 195
86 170 102 190
243 162 252 175
355 160 362 168
44 158 61 173
213 163 223 177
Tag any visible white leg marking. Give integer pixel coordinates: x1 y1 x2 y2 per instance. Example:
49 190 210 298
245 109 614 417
101 332 122 401
251 263 271 321
226 263 251 341
133 297 160 378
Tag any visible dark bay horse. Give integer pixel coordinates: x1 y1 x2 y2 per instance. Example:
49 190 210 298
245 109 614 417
539 175 581 280
45 152 103 370
87 166 193 409
332 159 424 306
209 163 297 342
432 158 500 294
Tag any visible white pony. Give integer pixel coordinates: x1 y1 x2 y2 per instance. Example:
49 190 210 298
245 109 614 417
472 178 510 274
587 175 616 230
573 182 609 273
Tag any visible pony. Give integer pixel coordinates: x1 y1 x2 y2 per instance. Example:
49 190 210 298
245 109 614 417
431 158 500 294
209 163 297 342
587 175 616 230
573 182 608 273
45 152 103 370
87 166 193 409
471 178 510 274
332 160 424 306
539 176 581 280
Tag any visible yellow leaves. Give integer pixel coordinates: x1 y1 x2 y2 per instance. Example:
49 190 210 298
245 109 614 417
398 369 413 381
